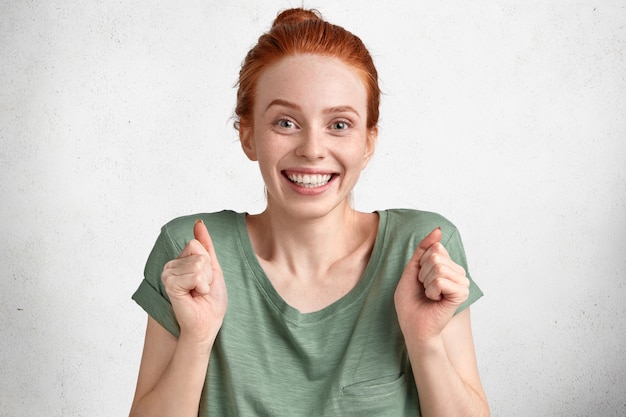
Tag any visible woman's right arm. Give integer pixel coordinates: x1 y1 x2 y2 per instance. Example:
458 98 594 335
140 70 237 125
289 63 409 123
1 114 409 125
129 220 228 417
129 317 212 417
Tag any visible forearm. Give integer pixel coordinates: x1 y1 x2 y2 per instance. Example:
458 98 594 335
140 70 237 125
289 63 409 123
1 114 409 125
130 335 212 417
407 337 489 417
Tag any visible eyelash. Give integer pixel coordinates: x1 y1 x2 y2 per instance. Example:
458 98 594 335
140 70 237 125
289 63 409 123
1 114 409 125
273 118 353 132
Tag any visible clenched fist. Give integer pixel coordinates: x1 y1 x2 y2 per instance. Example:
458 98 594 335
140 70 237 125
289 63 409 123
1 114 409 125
394 227 470 344
162 220 228 349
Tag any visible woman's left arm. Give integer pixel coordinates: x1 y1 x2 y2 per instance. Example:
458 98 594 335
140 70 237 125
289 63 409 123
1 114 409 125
394 228 490 417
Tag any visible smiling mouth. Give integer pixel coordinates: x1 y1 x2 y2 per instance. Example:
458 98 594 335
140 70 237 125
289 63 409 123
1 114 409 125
286 173 334 188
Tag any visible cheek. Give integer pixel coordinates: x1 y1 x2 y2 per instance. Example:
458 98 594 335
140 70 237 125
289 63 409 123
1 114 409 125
256 142 278 163
255 144 286 178
347 142 374 170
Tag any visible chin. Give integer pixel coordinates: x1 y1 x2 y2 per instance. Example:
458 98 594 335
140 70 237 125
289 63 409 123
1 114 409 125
268 196 352 221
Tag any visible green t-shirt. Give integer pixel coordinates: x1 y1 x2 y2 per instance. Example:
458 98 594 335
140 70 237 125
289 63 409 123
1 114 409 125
133 209 483 416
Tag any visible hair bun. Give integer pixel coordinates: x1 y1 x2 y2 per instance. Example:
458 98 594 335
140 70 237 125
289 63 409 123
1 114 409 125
272 8 322 28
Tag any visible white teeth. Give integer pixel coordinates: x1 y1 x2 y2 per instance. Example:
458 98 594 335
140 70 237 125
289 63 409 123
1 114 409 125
287 173 332 188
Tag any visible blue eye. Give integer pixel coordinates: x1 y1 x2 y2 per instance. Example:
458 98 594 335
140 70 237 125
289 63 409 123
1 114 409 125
277 119 295 129
332 121 350 130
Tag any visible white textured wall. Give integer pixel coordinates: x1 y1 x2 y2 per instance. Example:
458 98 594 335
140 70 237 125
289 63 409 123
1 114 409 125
1 1 625 416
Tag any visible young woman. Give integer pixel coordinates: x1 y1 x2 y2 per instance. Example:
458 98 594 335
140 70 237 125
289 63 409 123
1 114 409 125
130 8 489 417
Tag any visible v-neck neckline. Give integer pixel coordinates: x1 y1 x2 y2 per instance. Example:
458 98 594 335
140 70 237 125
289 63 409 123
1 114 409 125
234 210 389 325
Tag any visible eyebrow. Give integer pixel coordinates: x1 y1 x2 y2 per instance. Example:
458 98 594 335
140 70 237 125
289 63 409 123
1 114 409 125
265 99 301 113
264 99 361 118
324 105 360 117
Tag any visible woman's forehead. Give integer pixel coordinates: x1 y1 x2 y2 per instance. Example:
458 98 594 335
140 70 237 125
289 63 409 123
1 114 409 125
255 54 368 112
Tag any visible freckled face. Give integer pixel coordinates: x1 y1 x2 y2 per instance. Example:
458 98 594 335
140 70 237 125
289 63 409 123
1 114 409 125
240 54 377 220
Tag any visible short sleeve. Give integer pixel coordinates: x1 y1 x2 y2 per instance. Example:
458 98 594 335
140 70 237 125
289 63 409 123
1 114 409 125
132 224 185 337
442 227 483 314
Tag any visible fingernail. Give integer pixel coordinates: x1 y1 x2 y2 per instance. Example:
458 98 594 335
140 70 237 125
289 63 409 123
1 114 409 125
195 219 204 225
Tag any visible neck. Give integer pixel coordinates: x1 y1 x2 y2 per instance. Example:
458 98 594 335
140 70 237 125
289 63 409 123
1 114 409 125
247 202 366 276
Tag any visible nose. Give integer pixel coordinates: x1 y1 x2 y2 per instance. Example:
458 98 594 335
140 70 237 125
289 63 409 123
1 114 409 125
295 128 327 160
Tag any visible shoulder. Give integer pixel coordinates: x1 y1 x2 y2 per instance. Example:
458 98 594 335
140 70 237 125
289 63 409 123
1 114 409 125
383 208 454 225
160 210 243 250
379 208 472 275
381 208 459 241
165 210 241 230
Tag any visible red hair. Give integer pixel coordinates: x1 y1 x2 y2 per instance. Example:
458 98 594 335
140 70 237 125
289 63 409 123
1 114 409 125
234 8 380 131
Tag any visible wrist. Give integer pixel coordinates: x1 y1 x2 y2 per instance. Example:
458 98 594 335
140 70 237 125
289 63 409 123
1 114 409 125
404 333 446 357
177 330 217 358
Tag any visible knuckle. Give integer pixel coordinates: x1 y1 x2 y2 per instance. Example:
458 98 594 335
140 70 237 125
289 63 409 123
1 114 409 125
430 252 448 267
192 273 204 286
190 259 204 273
425 285 441 300
429 253 440 264
161 271 174 291
190 255 210 272
161 265 174 281
432 277 446 287
432 262 447 275
433 242 446 254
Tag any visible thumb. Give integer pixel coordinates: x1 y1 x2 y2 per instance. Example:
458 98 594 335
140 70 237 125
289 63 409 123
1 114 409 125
414 227 442 265
396 227 443 301
193 220 222 273
194 219 214 254
399 227 442 283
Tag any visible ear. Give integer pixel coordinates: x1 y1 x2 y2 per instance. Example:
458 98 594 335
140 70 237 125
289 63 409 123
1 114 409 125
239 125 258 161
362 126 378 168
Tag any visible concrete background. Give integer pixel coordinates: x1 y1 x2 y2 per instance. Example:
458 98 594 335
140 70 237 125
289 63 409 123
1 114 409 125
1 1 625 416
